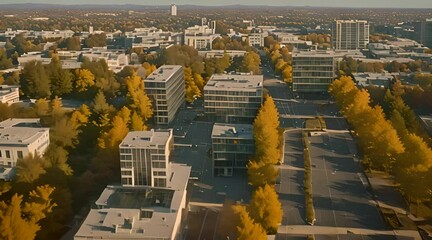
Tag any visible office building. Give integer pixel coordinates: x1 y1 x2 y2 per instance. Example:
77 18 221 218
74 163 191 240
292 50 341 93
184 18 218 50
248 28 268 47
204 73 263 123
421 19 432 48
0 85 19 105
144 65 185 126
211 123 254 177
119 129 174 187
332 20 369 50
0 118 50 168
170 4 177 16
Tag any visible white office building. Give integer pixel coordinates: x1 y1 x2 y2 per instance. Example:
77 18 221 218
144 65 185 126
170 4 177 16
74 163 191 240
0 85 19 105
332 20 369 50
0 118 50 167
119 129 174 188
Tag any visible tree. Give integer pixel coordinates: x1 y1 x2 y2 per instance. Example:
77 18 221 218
130 111 146 131
142 62 157 77
16 153 46 183
248 184 282 234
0 49 13 70
64 37 81 51
92 91 115 115
98 107 131 149
231 204 267 240
21 60 51 99
184 67 201 102
34 98 49 117
247 160 278 187
43 146 72 176
242 51 261 74
0 185 56 240
74 69 95 92
125 73 153 120
85 33 107 48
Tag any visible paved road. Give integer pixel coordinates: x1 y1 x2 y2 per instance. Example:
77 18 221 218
277 225 421 240
308 132 388 231
278 129 306 226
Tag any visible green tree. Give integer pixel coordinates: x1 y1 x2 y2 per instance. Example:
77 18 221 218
85 33 107 48
16 153 46 183
92 91 115 115
21 60 51 99
0 49 13 70
242 51 261 74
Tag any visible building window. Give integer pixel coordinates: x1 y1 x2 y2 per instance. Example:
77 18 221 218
0 150 2 158
154 178 166 188
5 151 10 158
17 151 23 159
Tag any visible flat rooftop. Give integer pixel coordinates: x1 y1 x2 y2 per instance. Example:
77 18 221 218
0 85 19 96
145 65 182 83
212 123 253 139
0 118 49 146
75 163 191 240
205 73 263 91
293 50 364 58
119 129 172 149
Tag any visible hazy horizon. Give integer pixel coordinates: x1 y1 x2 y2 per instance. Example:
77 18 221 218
0 0 431 8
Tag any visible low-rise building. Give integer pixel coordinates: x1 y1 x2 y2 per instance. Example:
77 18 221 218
75 128 191 240
204 73 263 124
0 85 19 105
248 28 268 47
352 72 395 88
144 65 185 126
74 163 191 240
211 123 254 177
0 118 50 168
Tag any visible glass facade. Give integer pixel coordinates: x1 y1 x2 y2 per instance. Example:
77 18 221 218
204 87 263 124
292 55 338 93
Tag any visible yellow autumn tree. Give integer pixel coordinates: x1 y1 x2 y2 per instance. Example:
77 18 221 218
248 184 282 234
232 204 267 240
0 185 56 240
126 72 153 120
98 107 131 149
74 69 95 92
184 67 201 102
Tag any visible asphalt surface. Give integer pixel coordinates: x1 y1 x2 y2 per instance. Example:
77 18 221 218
278 129 306 226
308 132 388 230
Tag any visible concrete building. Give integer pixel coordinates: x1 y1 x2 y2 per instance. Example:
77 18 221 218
292 50 341 93
74 163 191 240
248 28 268 47
170 4 177 16
119 129 174 187
184 19 218 50
75 127 191 240
204 73 263 123
0 118 50 168
0 85 19 105
211 123 254 177
332 20 369 50
352 72 395 88
144 65 185 126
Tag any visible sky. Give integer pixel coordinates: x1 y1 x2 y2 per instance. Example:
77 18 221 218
0 0 431 8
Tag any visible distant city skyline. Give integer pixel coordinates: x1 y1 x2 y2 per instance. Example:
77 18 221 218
0 0 431 8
